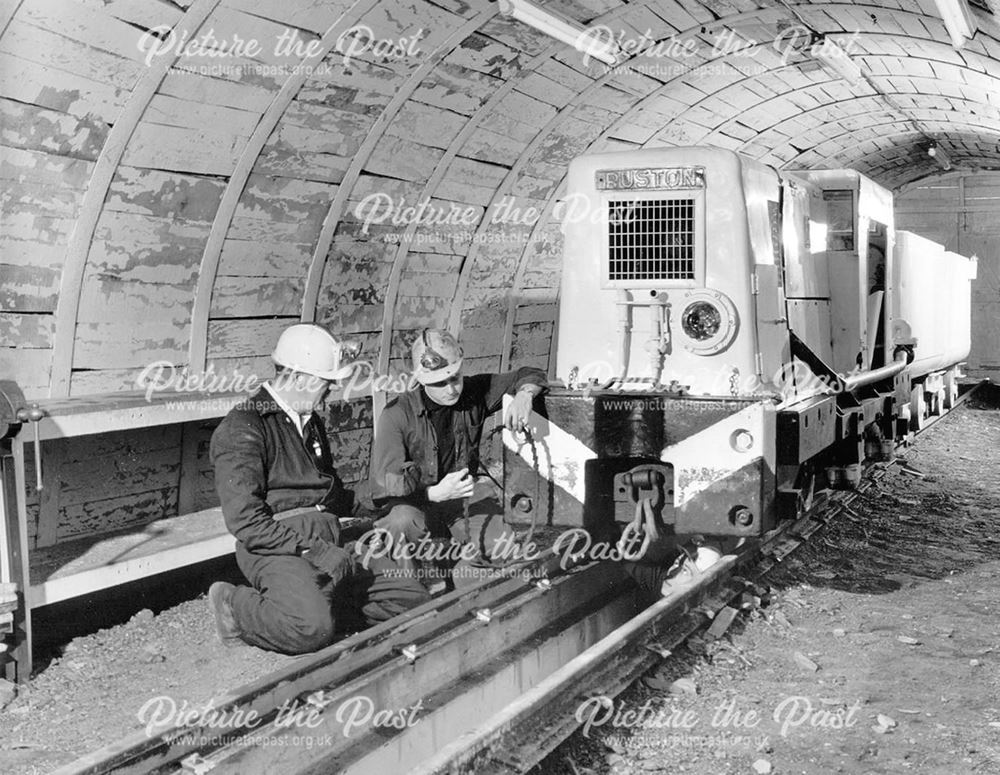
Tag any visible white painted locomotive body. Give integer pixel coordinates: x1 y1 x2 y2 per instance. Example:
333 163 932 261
557 147 780 396
556 146 976 399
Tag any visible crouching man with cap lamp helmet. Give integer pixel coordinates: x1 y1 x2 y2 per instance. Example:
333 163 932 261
368 328 547 579
207 323 430 653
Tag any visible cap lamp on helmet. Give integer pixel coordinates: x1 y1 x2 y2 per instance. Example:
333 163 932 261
271 323 360 381
411 328 463 385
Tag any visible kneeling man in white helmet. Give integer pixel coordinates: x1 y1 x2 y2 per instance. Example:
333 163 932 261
208 323 430 653
368 328 546 581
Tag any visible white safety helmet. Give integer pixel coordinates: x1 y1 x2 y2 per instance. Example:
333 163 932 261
411 328 463 385
271 323 361 381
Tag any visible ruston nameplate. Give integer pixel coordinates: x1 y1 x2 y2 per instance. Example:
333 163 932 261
595 166 705 191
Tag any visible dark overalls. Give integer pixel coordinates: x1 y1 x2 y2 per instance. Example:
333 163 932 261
367 369 547 579
211 388 428 653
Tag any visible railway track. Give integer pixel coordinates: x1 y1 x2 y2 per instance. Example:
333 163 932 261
53 383 984 775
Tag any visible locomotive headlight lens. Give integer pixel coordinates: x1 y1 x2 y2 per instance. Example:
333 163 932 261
677 289 738 355
682 301 722 341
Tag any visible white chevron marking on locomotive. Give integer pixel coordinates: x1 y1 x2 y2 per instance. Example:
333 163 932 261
502 395 596 504
661 401 775 507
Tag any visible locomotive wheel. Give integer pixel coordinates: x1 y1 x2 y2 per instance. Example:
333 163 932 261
800 467 816 514
911 388 927 431
944 371 958 410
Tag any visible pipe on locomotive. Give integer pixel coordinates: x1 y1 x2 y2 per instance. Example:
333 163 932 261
839 350 909 393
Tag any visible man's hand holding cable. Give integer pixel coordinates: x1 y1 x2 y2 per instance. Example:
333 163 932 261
427 468 475 502
505 385 540 432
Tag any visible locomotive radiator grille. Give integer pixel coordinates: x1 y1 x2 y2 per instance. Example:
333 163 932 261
608 198 696 281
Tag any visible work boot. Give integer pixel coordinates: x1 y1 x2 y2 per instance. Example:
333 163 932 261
208 582 243 646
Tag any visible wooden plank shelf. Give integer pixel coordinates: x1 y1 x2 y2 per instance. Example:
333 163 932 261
27 507 232 608
3 388 249 682
21 389 245 442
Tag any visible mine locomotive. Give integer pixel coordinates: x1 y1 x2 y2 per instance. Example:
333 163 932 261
504 147 976 560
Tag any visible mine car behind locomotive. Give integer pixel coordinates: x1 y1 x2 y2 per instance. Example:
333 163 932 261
503 146 976 558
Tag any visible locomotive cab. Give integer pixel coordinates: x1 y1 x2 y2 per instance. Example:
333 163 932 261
776 167 903 495
781 168 896 384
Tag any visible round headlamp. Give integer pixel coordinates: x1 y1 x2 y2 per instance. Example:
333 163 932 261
679 290 738 354
682 302 722 341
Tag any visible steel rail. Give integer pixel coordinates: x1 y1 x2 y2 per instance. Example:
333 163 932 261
51 551 629 775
